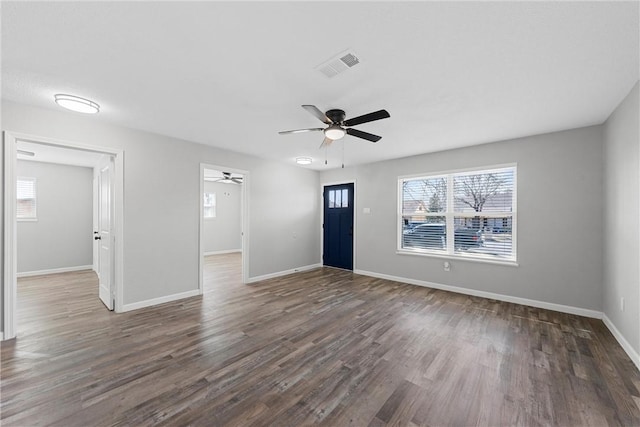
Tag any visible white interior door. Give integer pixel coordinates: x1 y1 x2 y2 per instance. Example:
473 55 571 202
98 156 114 310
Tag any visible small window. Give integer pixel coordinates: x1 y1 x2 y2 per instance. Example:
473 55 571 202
328 189 349 208
204 192 216 218
17 177 37 221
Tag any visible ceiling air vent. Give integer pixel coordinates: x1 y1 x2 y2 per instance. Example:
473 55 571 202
315 50 361 79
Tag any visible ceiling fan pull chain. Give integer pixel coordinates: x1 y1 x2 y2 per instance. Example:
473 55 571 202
325 145 328 165
342 139 345 169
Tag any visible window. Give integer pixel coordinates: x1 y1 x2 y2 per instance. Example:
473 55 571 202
203 192 216 218
399 165 516 263
328 188 349 208
17 177 37 220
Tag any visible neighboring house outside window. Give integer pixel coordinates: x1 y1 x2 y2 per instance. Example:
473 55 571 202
399 165 516 264
17 177 37 221
204 192 216 218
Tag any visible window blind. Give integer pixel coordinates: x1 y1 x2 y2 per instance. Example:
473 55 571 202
17 177 37 220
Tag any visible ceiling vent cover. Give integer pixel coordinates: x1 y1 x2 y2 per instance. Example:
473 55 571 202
315 50 361 78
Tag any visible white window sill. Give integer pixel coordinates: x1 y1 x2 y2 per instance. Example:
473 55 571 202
396 249 518 267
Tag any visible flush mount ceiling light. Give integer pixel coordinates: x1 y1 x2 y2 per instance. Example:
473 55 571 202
296 157 313 165
54 94 100 114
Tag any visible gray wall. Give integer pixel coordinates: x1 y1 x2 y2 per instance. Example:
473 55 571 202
203 180 241 253
1 100 321 316
603 81 640 354
17 160 93 273
320 125 604 311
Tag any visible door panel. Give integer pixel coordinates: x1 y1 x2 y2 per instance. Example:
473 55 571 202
323 183 354 270
98 157 114 310
93 174 99 275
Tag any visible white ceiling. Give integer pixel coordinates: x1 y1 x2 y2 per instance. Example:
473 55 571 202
2 2 638 170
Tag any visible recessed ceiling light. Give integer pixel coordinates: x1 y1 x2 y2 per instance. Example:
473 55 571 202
54 94 100 114
296 157 313 165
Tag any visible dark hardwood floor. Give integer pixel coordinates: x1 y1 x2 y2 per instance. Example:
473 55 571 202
2 253 639 426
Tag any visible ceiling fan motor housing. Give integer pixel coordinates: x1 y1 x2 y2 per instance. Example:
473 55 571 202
325 109 346 124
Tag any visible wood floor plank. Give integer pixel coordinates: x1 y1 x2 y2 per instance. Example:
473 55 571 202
2 253 639 426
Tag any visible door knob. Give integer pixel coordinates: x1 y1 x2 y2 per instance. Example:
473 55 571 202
94 236 102 240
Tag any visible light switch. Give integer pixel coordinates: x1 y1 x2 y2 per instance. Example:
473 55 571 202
363 208 371 214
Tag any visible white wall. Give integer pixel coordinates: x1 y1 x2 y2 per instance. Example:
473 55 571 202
603 81 640 357
1 100 321 320
203 180 241 253
17 160 93 273
320 125 604 312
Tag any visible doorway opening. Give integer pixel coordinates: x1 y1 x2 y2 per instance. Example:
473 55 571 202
3 132 124 340
199 164 249 294
322 182 355 271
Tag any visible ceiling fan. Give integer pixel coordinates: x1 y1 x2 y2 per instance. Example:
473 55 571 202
279 105 390 148
206 172 243 185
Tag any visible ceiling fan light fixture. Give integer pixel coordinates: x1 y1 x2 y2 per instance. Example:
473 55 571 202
324 125 346 140
54 94 100 114
296 157 313 165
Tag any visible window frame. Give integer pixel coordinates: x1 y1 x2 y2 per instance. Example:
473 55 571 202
17 176 37 222
397 163 518 266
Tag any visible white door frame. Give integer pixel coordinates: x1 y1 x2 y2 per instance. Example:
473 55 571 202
3 131 125 340
199 163 250 293
320 180 357 270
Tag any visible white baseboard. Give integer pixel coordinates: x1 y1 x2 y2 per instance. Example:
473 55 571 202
121 289 200 312
204 249 242 256
247 263 322 284
0 332 4 341
354 269 603 319
17 265 93 278
603 314 640 371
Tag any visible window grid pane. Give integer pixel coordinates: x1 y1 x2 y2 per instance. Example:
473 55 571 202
402 216 447 251
402 177 447 217
453 169 514 214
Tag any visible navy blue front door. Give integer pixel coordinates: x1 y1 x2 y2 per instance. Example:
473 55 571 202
323 183 354 270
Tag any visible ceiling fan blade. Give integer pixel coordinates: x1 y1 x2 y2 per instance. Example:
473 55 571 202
344 109 390 127
231 178 243 184
346 128 382 142
279 127 324 135
319 137 334 149
302 105 331 124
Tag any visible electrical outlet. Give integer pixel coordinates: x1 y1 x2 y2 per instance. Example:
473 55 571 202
621 297 625 312
443 261 451 272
